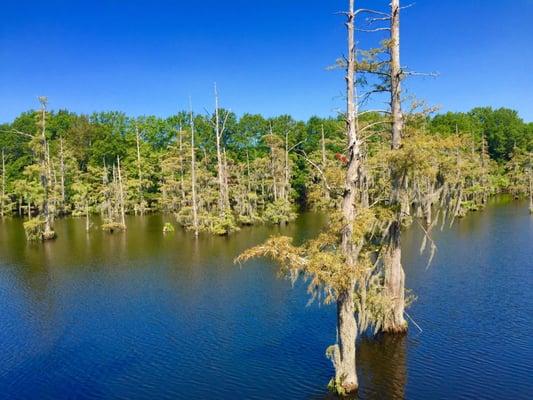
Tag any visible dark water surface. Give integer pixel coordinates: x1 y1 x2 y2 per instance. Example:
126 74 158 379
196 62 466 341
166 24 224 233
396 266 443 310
0 199 531 399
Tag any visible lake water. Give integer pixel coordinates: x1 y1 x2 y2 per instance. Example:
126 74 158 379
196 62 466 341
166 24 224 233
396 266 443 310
0 198 531 399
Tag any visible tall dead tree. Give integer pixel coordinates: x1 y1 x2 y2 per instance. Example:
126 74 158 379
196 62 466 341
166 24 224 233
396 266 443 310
321 124 331 202
190 105 199 237
59 136 66 212
178 124 186 201
383 0 408 333
135 125 145 215
214 84 230 212
282 130 290 201
268 122 278 201
527 152 533 214
116 155 126 228
329 0 362 392
38 97 56 240
1 148 5 218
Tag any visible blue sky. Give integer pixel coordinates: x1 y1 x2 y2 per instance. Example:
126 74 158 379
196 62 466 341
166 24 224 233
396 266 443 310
1 0 532 123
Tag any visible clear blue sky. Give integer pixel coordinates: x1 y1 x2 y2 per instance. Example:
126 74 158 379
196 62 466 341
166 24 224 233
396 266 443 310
1 0 532 123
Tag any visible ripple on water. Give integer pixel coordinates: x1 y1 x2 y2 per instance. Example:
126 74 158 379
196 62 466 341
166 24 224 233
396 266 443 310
0 203 532 399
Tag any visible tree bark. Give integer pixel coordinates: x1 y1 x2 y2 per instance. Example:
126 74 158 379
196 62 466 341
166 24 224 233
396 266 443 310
333 288 358 392
38 97 55 240
190 107 199 237
284 130 290 201
383 0 407 334
85 200 90 232
246 149 251 193
320 125 331 202
481 133 488 205
135 125 145 215
1 148 5 218
59 136 66 212
214 84 229 212
178 125 186 202
116 156 126 229
528 153 533 214
328 1 361 393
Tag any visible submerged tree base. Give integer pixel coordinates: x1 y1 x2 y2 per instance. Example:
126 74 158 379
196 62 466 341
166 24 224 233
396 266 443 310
42 230 56 241
382 323 408 335
23 218 56 241
101 222 127 233
327 376 358 397
163 222 175 233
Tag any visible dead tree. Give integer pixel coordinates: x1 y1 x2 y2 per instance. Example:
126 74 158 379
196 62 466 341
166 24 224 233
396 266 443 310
329 0 362 392
135 125 145 215
1 149 5 218
116 155 126 228
59 136 66 212
383 0 408 333
38 97 56 240
213 84 230 212
190 104 199 237
527 152 533 214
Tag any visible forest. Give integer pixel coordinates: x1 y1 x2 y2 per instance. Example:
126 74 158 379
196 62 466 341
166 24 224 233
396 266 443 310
0 102 531 239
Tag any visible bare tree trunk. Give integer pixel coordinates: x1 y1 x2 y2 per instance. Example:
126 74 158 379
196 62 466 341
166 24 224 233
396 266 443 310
1 148 5 218
85 200 90 231
319 125 331 202
383 0 407 334
38 97 55 240
246 149 251 193
528 153 533 214
116 156 126 229
190 106 199 237
135 125 144 215
214 84 229 212
329 1 360 393
46 141 56 226
59 136 66 212
103 162 112 221
481 132 488 205
284 130 290 201
269 123 278 201
178 125 186 202
223 148 230 204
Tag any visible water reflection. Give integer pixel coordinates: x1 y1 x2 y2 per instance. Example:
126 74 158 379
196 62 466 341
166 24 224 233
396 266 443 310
0 199 531 399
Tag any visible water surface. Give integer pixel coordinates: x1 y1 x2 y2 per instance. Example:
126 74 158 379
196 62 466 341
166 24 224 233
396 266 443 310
0 199 531 399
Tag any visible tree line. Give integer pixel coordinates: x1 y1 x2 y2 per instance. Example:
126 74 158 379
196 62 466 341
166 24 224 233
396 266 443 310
0 100 533 239
0 100 531 238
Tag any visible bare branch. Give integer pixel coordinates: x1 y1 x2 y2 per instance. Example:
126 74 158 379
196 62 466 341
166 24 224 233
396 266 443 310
360 119 392 134
356 27 390 33
0 128 33 138
400 3 416 11
355 9 390 18
288 139 305 153
297 150 333 193
403 70 439 78
367 16 391 23
358 109 391 116
220 109 231 136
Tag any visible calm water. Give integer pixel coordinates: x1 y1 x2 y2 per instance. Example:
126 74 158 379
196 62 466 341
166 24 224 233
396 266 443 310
0 199 531 399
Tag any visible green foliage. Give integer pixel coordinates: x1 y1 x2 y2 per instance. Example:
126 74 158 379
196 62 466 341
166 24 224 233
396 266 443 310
23 217 46 241
163 222 175 233
263 199 297 225
101 221 126 233
1 106 529 237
